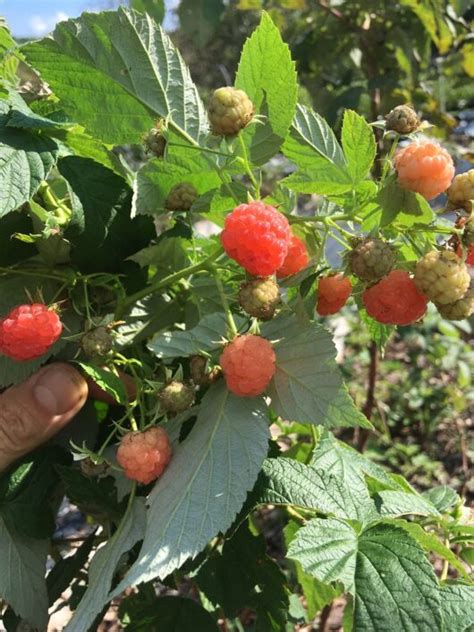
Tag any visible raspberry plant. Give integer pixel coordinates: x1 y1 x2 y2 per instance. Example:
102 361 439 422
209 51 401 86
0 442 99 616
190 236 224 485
0 7 472 632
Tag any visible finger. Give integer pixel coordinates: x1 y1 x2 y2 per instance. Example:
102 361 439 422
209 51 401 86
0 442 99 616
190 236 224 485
0 363 88 473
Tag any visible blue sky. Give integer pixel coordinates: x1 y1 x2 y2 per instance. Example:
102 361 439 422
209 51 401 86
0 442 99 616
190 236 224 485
0 0 176 39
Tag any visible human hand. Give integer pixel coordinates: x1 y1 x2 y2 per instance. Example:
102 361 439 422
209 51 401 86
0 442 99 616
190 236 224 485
0 363 88 474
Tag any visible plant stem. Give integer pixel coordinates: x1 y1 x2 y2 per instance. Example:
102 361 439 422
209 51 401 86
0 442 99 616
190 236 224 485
238 133 260 197
212 266 238 337
355 341 378 451
440 538 450 581
116 246 223 317
286 506 306 524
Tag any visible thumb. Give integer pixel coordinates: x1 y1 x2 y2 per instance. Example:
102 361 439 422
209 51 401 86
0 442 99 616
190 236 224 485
0 363 88 473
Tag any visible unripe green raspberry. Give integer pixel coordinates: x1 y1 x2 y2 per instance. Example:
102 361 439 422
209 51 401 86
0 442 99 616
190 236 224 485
81 326 113 358
385 105 420 135
348 237 396 282
160 381 195 413
190 355 222 386
414 250 470 305
144 121 166 158
447 170 474 213
238 277 280 320
208 87 254 136
436 289 474 321
165 182 198 212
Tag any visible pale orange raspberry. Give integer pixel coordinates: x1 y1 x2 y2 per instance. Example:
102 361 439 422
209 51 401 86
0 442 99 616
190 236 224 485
117 427 172 485
220 334 276 397
394 141 454 200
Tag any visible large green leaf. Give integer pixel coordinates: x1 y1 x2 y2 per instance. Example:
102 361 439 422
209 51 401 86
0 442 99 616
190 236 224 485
120 594 219 631
65 499 146 632
131 0 165 23
23 8 208 144
439 583 474 632
290 521 442 631
374 490 440 518
0 99 58 217
341 109 376 183
148 312 245 359
288 518 358 591
281 104 352 195
0 516 49 629
264 317 370 429
133 150 221 215
59 156 154 274
111 381 269 591
377 175 435 227
235 12 297 165
197 523 288 628
256 457 376 522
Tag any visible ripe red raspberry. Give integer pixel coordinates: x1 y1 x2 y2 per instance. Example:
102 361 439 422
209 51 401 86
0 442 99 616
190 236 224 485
208 87 254 136
276 235 309 278
0 304 62 361
220 334 276 397
467 245 474 266
221 202 291 276
316 274 352 316
117 427 172 485
394 141 454 200
363 270 428 325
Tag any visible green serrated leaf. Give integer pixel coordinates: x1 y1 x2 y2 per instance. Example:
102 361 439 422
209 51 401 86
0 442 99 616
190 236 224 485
65 498 146 632
197 523 288 628
0 101 58 217
120 594 219 631
76 363 128 405
290 521 442 630
111 381 269 590
23 8 208 145
235 12 297 165
374 490 440 518
256 457 376 522
0 516 49 629
439 583 474 632
264 316 370 429
377 175 435 227
148 312 244 359
341 109 376 183
422 486 460 513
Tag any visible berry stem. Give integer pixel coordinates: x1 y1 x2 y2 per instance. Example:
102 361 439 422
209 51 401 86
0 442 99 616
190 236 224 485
167 141 232 159
237 133 260 197
211 266 238 338
117 246 223 317
380 133 400 185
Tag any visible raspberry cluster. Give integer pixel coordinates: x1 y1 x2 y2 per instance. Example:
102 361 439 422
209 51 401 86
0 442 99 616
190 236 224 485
221 202 291 276
117 427 172 485
0 304 63 361
276 234 309 278
208 87 254 136
316 274 352 316
220 334 276 397
395 141 454 200
363 270 428 325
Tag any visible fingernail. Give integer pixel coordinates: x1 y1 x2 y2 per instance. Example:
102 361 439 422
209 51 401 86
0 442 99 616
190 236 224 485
33 366 85 415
